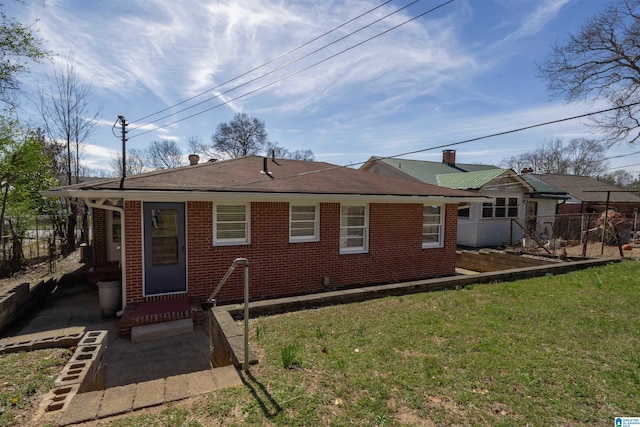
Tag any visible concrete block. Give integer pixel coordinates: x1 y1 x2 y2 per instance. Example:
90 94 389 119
185 370 217 396
97 384 135 418
78 330 108 347
130 318 193 342
133 378 165 410
165 375 189 402
59 389 103 426
44 384 80 413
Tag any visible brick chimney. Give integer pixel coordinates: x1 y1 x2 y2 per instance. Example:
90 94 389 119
188 154 200 165
442 150 456 167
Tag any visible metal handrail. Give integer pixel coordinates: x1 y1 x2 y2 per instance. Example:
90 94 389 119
208 257 249 303
208 257 251 371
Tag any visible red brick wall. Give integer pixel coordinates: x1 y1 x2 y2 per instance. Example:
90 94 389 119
124 201 143 303
93 208 108 265
122 201 458 304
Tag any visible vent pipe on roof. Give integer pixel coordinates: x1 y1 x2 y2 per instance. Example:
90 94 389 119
261 157 273 177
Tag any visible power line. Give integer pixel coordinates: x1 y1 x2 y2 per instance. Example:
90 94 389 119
129 0 395 125
128 0 424 132
218 101 640 189
128 0 455 139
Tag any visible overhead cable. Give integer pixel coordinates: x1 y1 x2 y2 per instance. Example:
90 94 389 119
129 0 395 125
128 0 455 139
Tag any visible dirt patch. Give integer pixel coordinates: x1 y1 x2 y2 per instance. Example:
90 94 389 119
0 250 85 295
521 242 640 261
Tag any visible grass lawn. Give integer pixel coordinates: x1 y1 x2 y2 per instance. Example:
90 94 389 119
0 348 71 427
69 262 640 425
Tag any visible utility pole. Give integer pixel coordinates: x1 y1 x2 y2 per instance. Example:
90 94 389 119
117 116 127 189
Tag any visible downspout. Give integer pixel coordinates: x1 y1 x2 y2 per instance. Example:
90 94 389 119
84 199 127 317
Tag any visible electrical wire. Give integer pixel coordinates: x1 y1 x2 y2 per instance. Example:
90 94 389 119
217 101 640 190
128 0 455 139
129 0 395 124
127 0 425 132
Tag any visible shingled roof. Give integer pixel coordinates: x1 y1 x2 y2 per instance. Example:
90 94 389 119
44 156 482 201
533 174 640 204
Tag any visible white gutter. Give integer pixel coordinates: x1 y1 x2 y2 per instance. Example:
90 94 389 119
42 189 486 204
84 198 127 317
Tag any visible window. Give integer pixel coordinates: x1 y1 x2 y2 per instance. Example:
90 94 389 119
340 204 368 254
482 198 518 218
106 210 121 262
482 202 494 218
290 204 319 242
423 205 443 248
508 197 518 217
495 198 507 218
214 204 249 245
458 202 470 218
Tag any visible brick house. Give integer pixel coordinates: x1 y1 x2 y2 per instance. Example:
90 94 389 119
43 155 481 321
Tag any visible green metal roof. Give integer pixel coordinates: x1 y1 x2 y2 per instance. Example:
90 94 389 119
378 157 497 185
520 174 569 199
436 169 511 190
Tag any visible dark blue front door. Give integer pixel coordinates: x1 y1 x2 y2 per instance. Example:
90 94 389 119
143 202 186 295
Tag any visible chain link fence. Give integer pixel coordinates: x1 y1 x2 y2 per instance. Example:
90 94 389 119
517 211 639 258
0 215 80 277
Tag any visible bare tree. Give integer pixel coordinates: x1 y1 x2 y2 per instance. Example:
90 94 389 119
111 147 148 176
502 138 609 176
187 135 219 161
600 169 634 188
212 112 267 158
148 139 184 169
264 141 314 161
538 0 640 144
38 56 102 253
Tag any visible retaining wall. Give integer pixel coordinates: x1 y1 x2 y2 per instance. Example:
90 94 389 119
0 280 57 335
456 249 558 272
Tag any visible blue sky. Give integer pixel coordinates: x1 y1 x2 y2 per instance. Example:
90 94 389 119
7 0 639 176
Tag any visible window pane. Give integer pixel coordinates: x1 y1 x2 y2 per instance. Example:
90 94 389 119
422 205 442 246
151 209 179 266
482 202 493 218
423 234 439 244
508 198 518 217
215 205 247 242
458 203 470 218
340 205 367 252
290 205 317 240
112 211 121 243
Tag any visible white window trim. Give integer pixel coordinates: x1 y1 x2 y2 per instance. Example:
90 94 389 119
289 203 319 243
213 202 251 246
340 204 369 254
422 204 444 249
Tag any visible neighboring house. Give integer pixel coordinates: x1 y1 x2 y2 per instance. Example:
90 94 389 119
361 151 568 247
529 173 640 217
43 155 482 319
361 150 498 185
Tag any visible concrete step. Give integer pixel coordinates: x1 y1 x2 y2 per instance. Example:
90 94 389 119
130 318 193 342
